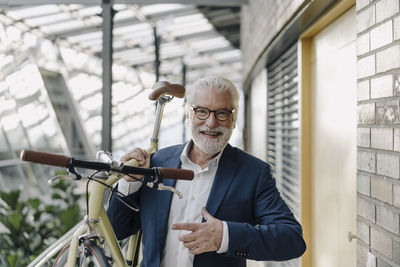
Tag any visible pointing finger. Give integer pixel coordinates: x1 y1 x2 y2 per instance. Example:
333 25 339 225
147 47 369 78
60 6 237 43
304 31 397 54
172 223 200 231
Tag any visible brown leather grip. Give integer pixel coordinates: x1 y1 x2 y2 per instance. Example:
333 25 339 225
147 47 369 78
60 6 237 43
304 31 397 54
20 149 70 168
148 81 186 100
158 167 194 181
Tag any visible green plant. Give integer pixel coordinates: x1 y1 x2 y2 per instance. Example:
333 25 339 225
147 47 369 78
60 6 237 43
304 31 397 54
0 177 82 267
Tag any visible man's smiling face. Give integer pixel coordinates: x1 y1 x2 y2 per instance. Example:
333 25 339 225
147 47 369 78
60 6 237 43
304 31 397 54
188 86 235 155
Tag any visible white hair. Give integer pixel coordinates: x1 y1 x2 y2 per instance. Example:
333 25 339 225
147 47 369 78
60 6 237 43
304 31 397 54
185 75 239 110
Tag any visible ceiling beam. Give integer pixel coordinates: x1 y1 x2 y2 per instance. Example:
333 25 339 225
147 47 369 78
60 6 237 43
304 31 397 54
47 6 197 39
117 0 247 5
0 0 247 6
48 17 140 39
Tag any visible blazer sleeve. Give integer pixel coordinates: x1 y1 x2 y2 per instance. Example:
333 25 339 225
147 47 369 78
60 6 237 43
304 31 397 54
107 188 141 240
225 164 306 261
106 145 182 241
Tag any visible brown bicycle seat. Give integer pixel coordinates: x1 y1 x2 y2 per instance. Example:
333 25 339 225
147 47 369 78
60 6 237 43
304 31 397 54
148 81 186 100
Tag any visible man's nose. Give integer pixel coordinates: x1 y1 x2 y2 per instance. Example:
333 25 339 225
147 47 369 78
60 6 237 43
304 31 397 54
205 112 219 128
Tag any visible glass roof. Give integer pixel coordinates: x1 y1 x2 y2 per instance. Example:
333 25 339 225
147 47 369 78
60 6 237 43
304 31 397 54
1 3 242 78
0 3 243 157
0 2 244 195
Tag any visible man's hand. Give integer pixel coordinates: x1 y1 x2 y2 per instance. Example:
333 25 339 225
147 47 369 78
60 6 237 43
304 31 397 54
172 207 223 255
120 147 150 182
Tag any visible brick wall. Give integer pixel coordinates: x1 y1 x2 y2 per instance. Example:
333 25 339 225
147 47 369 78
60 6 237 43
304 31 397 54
356 0 400 266
241 0 305 79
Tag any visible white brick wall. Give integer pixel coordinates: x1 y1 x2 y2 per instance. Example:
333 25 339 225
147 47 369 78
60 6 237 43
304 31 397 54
376 153 400 178
394 184 400 208
355 0 400 266
358 196 376 222
378 258 393 267
370 20 393 50
393 241 400 264
376 44 400 73
371 128 393 149
358 174 371 196
395 16 400 40
358 54 376 78
376 100 400 123
357 0 371 11
357 32 370 55
357 220 370 244
358 244 369 266
358 5 376 32
358 80 370 100
394 128 400 151
396 74 400 94
358 127 371 147
376 205 400 234
370 75 393 99
371 227 393 258
358 150 376 172
371 177 393 204
376 0 400 22
357 103 376 124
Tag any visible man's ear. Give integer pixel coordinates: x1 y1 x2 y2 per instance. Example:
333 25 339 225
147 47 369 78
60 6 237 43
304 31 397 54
185 108 190 121
232 115 237 129
185 109 191 128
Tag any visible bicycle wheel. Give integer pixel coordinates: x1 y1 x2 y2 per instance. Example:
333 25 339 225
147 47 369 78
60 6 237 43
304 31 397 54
52 240 110 267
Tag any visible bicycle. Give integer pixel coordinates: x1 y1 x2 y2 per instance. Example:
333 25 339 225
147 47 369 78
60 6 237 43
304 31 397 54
21 82 194 267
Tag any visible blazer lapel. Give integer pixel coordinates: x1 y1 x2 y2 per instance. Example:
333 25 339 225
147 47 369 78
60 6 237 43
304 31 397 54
205 144 239 218
157 144 185 254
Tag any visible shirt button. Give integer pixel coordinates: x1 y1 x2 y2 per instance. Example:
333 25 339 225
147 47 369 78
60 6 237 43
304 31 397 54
191 196 195 201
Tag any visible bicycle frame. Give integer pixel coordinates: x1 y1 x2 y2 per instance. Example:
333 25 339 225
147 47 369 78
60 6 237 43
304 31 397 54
28 84 185 267
67 176 127 267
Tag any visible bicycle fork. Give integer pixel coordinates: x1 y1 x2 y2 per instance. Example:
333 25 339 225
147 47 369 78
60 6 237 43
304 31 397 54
66 223 88 267
66 180 127 267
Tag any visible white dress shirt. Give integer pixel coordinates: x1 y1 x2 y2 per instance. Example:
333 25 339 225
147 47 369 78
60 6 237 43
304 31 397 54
118 141 229 267
160 142 229 267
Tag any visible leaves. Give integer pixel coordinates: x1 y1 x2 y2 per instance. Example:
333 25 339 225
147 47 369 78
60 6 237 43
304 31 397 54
7 214 22 230
60 205 80 232
0 179 83 267
6 254 18 267
28 198 40 211
0 190 20 209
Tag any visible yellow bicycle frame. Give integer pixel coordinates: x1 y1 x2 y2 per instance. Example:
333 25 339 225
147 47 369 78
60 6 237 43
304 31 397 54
28 92 178 267
65 141 158 267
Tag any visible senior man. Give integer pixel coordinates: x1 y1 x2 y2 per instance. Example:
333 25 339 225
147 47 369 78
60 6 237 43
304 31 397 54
107 75 306 267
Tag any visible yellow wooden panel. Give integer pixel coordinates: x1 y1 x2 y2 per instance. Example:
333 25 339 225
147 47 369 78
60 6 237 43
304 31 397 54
300 1 356 267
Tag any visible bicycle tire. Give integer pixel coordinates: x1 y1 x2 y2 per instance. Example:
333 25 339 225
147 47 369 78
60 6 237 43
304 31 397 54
52 240 110 267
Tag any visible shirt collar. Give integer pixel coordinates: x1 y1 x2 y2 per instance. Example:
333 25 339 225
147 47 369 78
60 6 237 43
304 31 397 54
180 140 224 168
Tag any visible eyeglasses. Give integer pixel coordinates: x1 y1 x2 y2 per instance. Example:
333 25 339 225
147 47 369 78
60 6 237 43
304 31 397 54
191 106 236 121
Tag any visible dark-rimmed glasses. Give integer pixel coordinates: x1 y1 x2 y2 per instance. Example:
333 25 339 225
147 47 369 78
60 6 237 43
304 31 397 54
191 106 235 121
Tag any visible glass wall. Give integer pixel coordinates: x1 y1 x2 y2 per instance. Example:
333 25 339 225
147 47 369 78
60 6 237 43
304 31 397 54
0 58 69 195
0 4 243 194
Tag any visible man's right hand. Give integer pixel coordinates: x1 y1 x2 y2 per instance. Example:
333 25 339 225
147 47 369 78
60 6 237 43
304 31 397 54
120 147 150 182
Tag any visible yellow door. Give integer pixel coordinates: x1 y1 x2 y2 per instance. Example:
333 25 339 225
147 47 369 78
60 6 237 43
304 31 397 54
302 5 357 267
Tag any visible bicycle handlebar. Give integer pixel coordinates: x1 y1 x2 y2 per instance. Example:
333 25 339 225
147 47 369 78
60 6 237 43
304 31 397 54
20 149 70 167
158 167 193 181
20 150 194 181
149 81 185 100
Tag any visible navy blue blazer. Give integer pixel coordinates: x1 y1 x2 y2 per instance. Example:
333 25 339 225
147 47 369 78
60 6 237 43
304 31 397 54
107 143 306 267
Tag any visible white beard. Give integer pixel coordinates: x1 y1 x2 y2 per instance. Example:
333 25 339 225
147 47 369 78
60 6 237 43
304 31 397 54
189 122 233 155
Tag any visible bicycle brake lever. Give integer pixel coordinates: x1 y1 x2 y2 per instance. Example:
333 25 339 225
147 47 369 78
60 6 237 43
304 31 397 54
48 175 76 184
157 183 183 199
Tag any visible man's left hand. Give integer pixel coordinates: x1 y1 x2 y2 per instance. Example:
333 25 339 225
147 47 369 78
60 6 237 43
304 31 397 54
172 207 223 255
